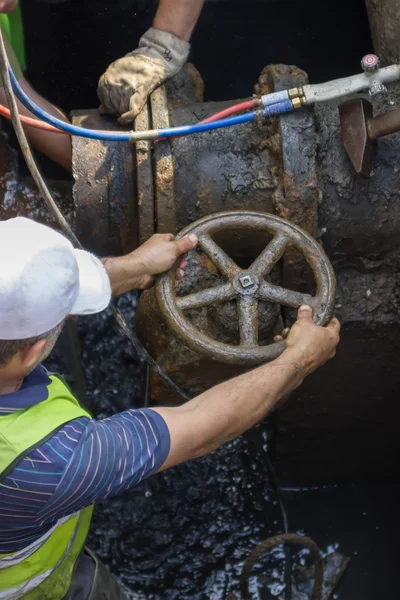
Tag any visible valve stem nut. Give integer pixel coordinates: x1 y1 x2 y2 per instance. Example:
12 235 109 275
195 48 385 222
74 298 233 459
361 54 380 73
369 83 388 101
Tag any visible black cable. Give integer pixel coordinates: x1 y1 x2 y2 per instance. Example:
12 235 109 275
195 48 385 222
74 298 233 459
0 27 189 403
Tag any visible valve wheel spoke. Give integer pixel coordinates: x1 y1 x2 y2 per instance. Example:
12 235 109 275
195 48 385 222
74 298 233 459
198 234 241 280
249 233 289 277
177 282 236 311
259 282 315 309
238 296 259 346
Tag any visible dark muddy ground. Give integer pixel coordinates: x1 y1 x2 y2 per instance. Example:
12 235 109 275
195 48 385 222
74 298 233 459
46 296 400 599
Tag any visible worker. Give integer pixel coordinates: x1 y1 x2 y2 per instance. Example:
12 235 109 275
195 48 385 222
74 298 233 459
0 0 72 170
0 216 340 599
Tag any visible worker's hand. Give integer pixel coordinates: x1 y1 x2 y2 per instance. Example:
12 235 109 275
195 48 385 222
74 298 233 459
0 0 18 13
97 28 190 124
129 233 198 290
282 306 340 377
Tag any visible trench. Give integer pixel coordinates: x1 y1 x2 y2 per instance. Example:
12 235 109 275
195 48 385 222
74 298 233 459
10 0 400 598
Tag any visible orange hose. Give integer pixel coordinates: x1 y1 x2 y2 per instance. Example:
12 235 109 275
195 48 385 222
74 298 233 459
0 103 69 134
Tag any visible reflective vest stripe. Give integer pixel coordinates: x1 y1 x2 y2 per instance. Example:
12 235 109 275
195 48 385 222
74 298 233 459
0 513 81 599
0 374 93 599
0 512 77 568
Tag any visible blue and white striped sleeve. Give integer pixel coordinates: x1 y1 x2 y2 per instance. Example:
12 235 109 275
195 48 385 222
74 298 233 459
37 408 170 525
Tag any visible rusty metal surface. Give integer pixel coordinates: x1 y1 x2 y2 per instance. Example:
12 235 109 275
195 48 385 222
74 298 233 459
72 110 137 255
150 86 177 235
266 65 318 237
165 63 205 105
316 85 400 261
155 211 336 366
339 98 376 176
168 99 279 232
70 66 314 257
134 101 155 245
365 0 400 66
135 64 204 243
255 64 319 319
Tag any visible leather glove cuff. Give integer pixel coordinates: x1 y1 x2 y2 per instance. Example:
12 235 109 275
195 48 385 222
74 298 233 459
129 27 190 78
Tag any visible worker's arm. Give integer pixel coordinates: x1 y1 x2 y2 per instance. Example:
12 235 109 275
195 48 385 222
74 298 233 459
101 232 197 297
0 77 72 172
152 306 340 471
0 23 72 171
20 310 338 525
153 0 205 41
97 0 204 123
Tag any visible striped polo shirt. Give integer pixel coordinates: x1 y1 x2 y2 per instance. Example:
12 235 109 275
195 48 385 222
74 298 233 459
0 364 170 553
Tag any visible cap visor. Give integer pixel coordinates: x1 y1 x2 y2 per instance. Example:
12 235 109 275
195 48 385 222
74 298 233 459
70 250 111 315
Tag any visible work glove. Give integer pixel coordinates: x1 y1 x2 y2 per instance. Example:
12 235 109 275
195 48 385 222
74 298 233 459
97 27 190 125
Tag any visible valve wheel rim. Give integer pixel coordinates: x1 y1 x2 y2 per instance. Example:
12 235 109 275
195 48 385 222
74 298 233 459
155 211 336 365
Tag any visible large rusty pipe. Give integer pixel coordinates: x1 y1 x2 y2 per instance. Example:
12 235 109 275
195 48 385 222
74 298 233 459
69 65 400 265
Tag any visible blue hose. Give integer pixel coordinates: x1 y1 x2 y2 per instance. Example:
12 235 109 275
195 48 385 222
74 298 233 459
154 100 294 139
9 66 131 141
9 63 294 142
156 112 255 138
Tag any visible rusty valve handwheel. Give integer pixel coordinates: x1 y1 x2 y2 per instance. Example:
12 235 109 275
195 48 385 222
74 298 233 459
155 211 336 365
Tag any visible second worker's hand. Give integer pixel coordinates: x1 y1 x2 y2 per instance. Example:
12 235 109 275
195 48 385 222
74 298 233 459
102 233 198 297
97 28 190 124
131 233 198 289
280 305 341 381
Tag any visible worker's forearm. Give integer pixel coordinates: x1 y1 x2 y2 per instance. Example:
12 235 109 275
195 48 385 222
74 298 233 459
188 354 303 445
153 350 305 469
153 0 205 41
101 255 144 297
0 78 72 172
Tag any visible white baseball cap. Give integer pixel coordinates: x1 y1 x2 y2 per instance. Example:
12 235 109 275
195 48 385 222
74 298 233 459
0 217 112 340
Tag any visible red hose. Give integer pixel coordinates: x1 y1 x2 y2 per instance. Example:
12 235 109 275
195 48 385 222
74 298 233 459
163 99 257 141
199 99 256 124
0 98 257 137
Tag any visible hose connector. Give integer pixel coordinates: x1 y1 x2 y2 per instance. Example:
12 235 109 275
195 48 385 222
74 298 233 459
291 96 307 109
260 90 290 109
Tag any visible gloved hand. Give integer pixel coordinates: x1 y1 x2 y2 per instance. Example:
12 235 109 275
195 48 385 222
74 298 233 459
97 27 190 125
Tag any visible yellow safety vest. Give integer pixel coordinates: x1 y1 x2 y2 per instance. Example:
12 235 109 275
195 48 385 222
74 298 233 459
0 375 94 599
